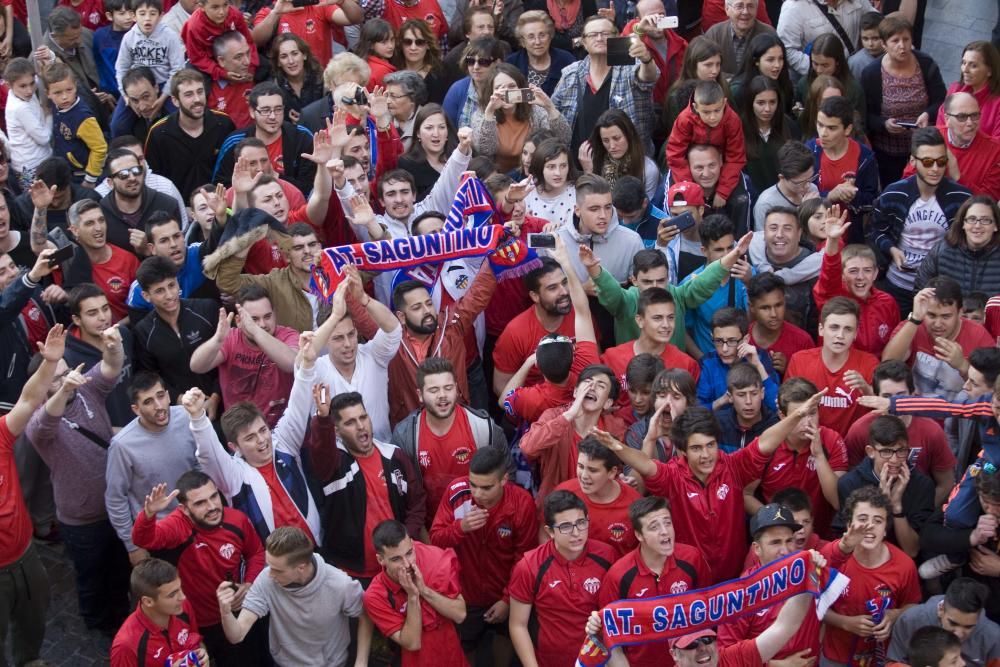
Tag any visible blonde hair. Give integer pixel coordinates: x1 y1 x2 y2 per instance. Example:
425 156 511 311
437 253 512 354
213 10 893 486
842 243 876 266
265 526 314 566
323 52 371 92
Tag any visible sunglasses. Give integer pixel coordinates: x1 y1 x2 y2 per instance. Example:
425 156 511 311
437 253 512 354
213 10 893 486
679 637 716 649
112 165 144 180
402 37 427 47
465 56 495 68
912 156 948 168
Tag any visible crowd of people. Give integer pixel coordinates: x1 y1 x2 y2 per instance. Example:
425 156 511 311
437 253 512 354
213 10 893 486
1 0 1000 665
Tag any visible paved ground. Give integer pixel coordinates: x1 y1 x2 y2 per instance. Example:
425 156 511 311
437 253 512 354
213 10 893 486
5 4 995 666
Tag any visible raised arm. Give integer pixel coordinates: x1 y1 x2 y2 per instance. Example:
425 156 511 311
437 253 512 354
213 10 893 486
28 181 58 253
554 239 593 343
756 389 826 456
99 326 125 381
236 303 297 373
301 127 334 227
190 307 232 374
6 324 66 436
590 426 659 478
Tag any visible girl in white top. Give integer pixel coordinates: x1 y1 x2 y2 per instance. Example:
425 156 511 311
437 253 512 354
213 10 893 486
523 138 577 228
4 59 51 188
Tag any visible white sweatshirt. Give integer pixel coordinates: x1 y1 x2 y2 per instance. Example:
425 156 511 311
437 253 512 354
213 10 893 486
5 90 52 172
114 21 185 92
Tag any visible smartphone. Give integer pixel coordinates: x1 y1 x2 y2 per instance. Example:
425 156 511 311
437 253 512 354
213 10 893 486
656 15 679 29
663 211 696 233
606 37 636 67
527 233 556 249
320 386 327 405
47 244 75 267
896 121 919 128
505 88 535 104
291 0 320 6
595 0 610 8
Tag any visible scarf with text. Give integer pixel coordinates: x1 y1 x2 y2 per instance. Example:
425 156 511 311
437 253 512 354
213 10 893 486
311 177 537 300
576 551 849 667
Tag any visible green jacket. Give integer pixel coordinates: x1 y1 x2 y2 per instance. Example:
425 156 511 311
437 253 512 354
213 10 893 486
594 259 728 350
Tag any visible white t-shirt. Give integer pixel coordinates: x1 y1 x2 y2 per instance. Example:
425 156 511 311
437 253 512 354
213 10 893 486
313 325 402 441
525 185 576 228
889 195 948 290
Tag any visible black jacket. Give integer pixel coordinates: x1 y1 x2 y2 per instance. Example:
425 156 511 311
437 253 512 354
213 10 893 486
211 121 316 195
144 110 237 203
306 413 426 574
717 404 779 453
0 272 58 412
99 187 182 255
921 508 1000 622
12 186 101 235
832 457 935 535
132 298 220 401
862 50 947 142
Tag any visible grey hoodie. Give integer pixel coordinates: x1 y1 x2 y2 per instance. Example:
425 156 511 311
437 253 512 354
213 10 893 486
115 21 185 91
556 216 646 283
243 554 364 667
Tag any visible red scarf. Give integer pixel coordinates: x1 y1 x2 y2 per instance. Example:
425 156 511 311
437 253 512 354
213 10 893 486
576 551 849 667
547 0 582 31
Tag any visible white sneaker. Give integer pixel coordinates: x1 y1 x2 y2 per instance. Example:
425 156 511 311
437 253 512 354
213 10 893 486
918 554 962 580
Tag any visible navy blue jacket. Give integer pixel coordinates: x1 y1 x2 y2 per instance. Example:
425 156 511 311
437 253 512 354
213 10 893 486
871 175 972 262
505 48 577 97
805 138 879 221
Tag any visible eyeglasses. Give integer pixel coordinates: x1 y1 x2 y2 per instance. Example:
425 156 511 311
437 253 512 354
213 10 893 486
679 637 717 649
254 106 284 117
787 172 817 186
551 518 589 534
386 92 411 100
728 2 756 12
946 112 981 124
712 337 742 349
582 31 616 39
964 216 996 227
874 448 909 459
522 32 549 43
912 156 949 168
402 37 427 47
112 165 144 180
464 56 495 68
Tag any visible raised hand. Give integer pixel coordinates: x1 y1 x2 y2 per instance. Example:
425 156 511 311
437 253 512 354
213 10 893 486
457 127 473 155
844 370 872 396
27 248 59 283
143 482 179 518
589 426 627 452
350 193 376 228
59 363 89 395
129 228 147 255
791 389 826 420
302 128 334 165
824 204 851 241
297 331 319 367
181 387 208 419
857 395 890 413
528 85 556 114
215 307 233 341
578 244 602 278
312 383 332 417
369 85 389 121
207 183 229 225
232 156 261 195
38 324 66 362
29 179 57 210
578 140 594 173
506 176 535 203
933 337 966 371
100 326 123 351
328 107 350 150
235 303 261 339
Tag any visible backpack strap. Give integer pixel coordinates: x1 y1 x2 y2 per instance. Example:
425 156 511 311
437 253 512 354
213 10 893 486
808 0 857 55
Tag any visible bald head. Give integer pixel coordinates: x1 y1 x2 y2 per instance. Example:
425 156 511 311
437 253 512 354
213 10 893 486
944 92 982 144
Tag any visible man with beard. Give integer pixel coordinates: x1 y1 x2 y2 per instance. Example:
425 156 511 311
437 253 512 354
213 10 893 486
833 415 935 557
392 356 507 522
492 258 574 396
219 526 367 667
307 390 425 582
386 262 496 428
98 148 182 254
599 496 711 667
133 472 267 667
872 128 972 314
814 205 899 356
145 68 236 203
25 325 130 635
114 67 171 143
105 371 199 566
190 284 300 428
61 200 140 323
212 81 315 195
312 267 400 442
184 331 321 546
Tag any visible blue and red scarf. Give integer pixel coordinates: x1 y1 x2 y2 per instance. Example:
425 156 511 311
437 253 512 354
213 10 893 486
311 176 538 300
576 552 849 667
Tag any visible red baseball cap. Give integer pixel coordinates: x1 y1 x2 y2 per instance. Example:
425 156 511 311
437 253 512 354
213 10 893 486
668 628 717 650
666 181 705 208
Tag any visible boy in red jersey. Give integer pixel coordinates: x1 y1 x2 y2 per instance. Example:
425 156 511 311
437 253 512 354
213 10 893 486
555 437 641 558
429 447 537 664
813 203 898 358
600 495 711 667
786 296 879 435
132 472 266 665
743 377 849 538
509 490 615 667
747 272 814 377
822 487 921 667
591 391 825 582
601 287 700 406
364 520 467 667
111 558 207 667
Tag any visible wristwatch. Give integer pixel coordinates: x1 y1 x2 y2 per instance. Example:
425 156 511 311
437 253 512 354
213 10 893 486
906 312 922 326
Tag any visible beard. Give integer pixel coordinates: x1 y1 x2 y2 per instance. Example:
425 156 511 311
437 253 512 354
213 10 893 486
541 295 571 317
406 313 438 335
